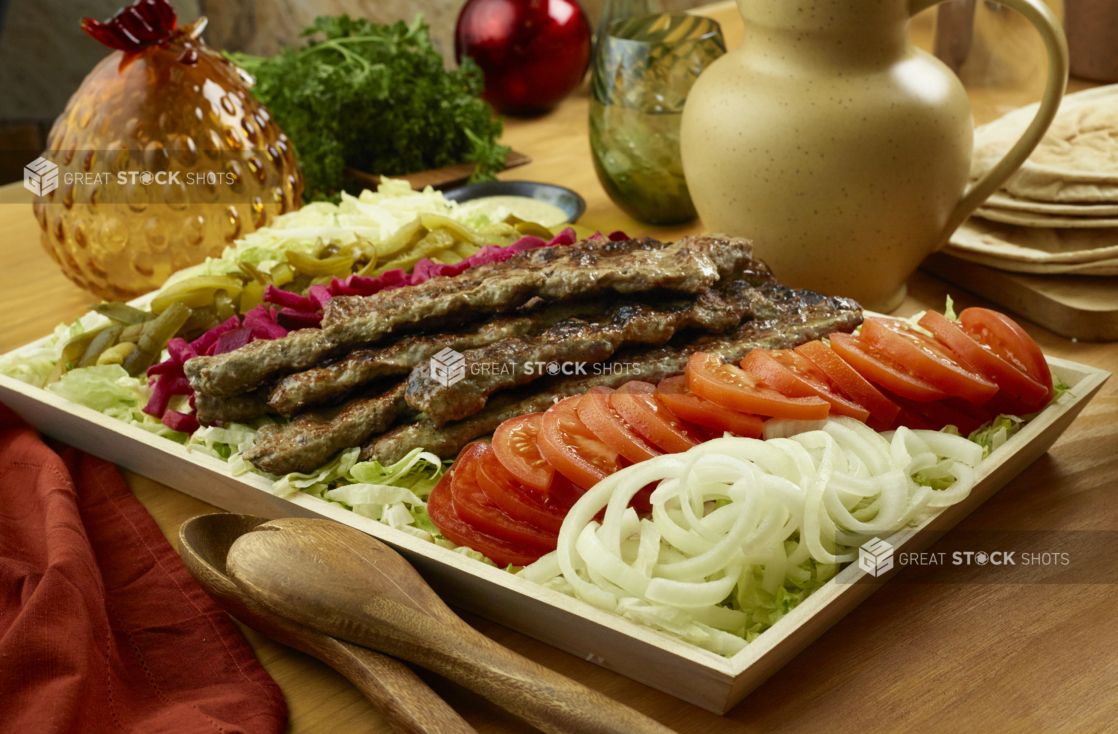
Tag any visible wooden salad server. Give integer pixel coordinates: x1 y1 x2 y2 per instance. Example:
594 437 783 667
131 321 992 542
178 513 477 734
225 517 676 734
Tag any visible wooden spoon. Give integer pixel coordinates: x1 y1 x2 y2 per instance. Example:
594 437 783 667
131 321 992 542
178 513 476 734
226 518 676 734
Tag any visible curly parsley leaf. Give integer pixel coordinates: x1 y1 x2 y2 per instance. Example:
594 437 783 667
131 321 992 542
229 14 510 202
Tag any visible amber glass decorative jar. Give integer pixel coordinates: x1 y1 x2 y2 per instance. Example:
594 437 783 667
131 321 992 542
34 0 303 300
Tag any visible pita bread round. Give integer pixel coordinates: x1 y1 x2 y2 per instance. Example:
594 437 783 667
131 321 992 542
943 246 1118 275
949 216 1118 264
971 84 1118 203
984 191 1118 216
975 206 1118 228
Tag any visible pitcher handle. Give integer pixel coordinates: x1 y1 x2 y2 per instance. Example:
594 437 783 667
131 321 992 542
910 0 1068 250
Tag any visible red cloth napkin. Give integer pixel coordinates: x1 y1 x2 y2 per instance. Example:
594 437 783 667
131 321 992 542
0 404 288 734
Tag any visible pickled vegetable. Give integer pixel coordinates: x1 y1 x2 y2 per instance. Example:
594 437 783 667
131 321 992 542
122 301 192 376
375 219 426 258
286 250 354 279
60 328 108 370
240 280 265 314
373 229 456 276
214 291 237 324
96 341 135 366
239 261 269 285
419 213 508 247
270 262 294 287
78 324 124 368
90 302 153 325
150 275 245 314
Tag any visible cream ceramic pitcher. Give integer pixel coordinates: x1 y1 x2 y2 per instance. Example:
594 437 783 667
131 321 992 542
680 0 1067 311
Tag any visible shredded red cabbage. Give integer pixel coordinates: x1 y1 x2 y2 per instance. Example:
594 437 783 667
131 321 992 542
162 410 200 434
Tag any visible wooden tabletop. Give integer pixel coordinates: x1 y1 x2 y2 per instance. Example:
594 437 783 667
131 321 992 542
2 4 1117 733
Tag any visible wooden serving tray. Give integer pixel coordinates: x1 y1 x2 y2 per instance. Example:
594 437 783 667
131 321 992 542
0 331 1107 714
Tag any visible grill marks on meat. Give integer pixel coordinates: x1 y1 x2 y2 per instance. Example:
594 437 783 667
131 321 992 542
265 301 621 416
185 235 756 398
266 316 538 416
323 235 749 326
364 285 862 464
194 389 274 425
405 281 764 427
185 328 334 399
242 382 413 476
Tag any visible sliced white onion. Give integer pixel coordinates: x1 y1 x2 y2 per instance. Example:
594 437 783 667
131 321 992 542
549 417 986 656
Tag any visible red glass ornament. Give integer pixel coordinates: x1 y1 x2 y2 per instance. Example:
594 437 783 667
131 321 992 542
81 0 177 53
455 0 592 115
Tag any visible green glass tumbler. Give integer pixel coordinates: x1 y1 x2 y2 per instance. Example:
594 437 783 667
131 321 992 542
590 13 725 226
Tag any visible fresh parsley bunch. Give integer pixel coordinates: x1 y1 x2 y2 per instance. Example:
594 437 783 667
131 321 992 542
230 14 510 202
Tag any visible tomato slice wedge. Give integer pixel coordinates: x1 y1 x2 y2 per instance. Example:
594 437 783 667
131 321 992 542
657 375 763 438
879 389 990 435
687 352 831 420
959 307 1054 407
547 472 586 507
427 454 548 567
828 332 948 403
740 348 871 422
860 317 998 404
449 443 558 551
610 381 705 453
794 340 900 426
577 386 662 463
538 395 621 489
476 445 569 534
492 413 554 493
917 310 1049 410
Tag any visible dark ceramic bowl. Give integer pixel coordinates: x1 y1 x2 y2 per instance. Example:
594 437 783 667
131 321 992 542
442 180 587 223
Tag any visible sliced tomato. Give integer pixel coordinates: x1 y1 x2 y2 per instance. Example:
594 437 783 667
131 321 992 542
917 310 1049 411
538 395 621 489
492 413 554 493
687 352 831 420
449 443 558 551
829 332 948 403
547 472 586 507
891 405 939 431
577 386 662 463
860 317 998 404
740 348 871 422
657 375 763 438
983 389 1045 418
794 340 900 426
610 381 705 453
476 445 568 534
879 389 990 435
959 307 1054 407
427 458 547 567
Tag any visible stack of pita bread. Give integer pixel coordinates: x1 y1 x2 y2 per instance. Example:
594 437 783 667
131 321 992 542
947 84 1118 275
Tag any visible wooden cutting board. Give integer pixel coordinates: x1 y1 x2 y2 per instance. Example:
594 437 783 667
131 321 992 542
921 252 1118 341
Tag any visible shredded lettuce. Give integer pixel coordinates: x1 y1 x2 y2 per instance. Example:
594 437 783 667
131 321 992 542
163 180 464 288
42 364 185 441
944 294 958 322
733 556 836 641
967 415 1024 459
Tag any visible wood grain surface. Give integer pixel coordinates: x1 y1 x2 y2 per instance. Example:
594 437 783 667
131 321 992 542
225 518 675 734
1 3 1117 732
178 513 477 734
